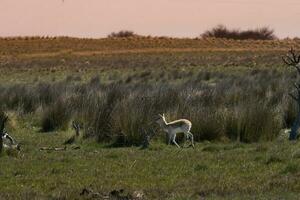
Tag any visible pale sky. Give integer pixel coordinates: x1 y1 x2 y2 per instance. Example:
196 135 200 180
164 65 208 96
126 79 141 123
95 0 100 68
1 0 300 38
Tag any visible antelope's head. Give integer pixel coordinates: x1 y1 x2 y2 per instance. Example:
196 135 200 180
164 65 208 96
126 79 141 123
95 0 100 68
156 113 166 125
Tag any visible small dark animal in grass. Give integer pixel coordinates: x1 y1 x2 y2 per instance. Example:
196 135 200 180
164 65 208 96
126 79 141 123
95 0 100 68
63 121 81 145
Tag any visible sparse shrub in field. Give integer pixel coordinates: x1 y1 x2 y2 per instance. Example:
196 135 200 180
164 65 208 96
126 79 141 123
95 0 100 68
0 84 40 113
41 98 72 132
111 95 157 146
36 82 59 105
224 101 282 142
19 86 42 113
82 86 125 142
201 25 276 40
188 106 224 141
108 30 136 38
0 81 71 114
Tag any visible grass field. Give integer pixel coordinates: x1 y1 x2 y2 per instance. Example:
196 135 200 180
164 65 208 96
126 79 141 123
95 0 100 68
1 37 300 199
2 124 300 199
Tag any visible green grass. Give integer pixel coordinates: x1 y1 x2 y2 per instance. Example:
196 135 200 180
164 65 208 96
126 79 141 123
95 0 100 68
1 116 300 199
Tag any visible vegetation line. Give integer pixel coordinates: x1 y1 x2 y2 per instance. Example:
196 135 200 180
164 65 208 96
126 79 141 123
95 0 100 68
0 48 294 59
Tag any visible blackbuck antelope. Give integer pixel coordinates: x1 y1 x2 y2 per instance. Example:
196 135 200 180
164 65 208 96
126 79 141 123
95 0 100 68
156 114 194 148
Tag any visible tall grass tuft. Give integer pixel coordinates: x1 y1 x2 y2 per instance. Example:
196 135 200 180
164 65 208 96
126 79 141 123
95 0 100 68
224 101 282 142
81 86 125 142
189 107 224 141
41 98 72 132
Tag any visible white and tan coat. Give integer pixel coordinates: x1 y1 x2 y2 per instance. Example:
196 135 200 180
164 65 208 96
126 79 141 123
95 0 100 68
156 114 194 148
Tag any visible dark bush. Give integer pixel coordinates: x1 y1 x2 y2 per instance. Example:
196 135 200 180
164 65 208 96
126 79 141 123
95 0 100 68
108 30 136 38
201 25 276 40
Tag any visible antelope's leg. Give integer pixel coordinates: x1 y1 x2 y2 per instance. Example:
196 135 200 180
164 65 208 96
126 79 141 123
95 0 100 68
171 133 181 148
167 132 172 145
188 132 195 147
183 132 189 147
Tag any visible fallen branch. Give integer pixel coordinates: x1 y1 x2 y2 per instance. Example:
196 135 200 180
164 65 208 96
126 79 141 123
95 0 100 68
39 146 67 151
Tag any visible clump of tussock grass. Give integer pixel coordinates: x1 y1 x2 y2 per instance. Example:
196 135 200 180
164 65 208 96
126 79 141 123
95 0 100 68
82 85 125 143
0 85 39 113
41 98 72 132
0 81 72 113
111 96 156 146
189 107 224 141
224 101 282 142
